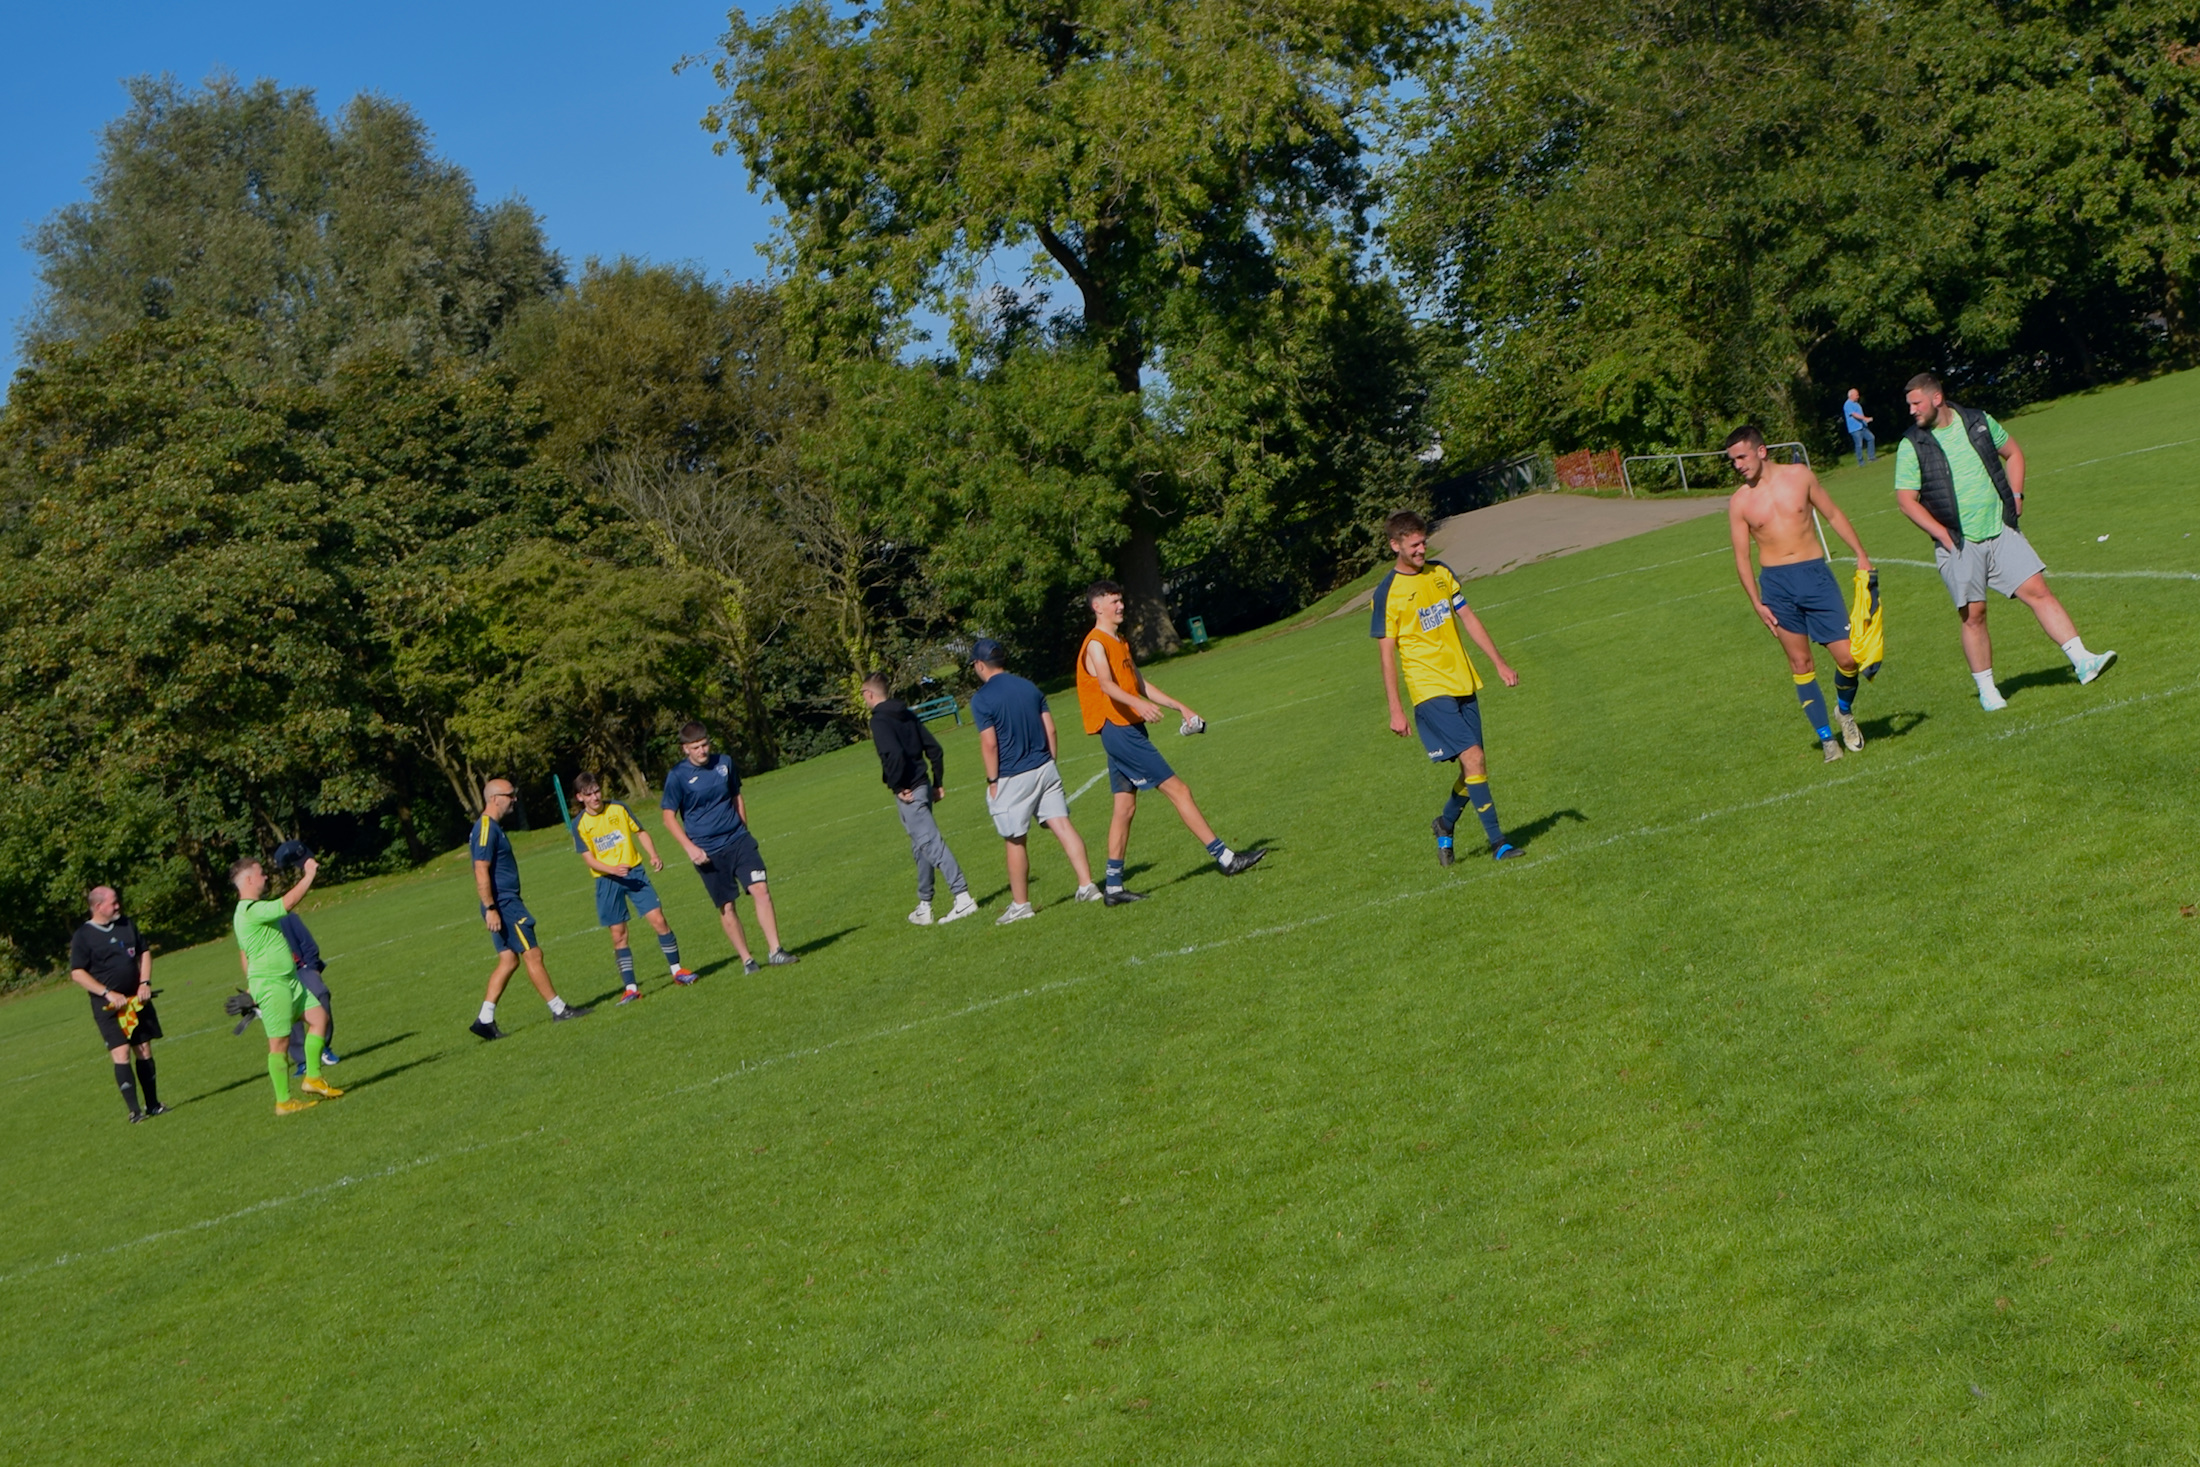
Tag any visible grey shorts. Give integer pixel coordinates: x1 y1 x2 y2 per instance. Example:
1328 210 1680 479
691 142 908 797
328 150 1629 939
1935 528 2046 606
987 761 1071 838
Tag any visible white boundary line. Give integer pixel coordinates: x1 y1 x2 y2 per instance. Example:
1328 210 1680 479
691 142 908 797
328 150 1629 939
11 675 2185 1287
1845 556 2200 583
2037 438 2198 474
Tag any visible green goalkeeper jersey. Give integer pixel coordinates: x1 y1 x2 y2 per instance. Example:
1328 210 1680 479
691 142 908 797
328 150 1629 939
233 899 294 981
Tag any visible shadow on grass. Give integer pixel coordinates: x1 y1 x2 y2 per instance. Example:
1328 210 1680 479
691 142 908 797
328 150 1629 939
2002 665 2078 698
1509 809 1589 848
789 926 861 957
325 1032 415 1063
174 1071 272 1108
1146 839 1282 889
339 1053 445 1092
1857 710 1929 742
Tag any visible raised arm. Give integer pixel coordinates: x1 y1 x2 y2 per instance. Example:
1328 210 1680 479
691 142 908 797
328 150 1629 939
1805 474 1871 575
1730 501 1780 633
280 858 318 912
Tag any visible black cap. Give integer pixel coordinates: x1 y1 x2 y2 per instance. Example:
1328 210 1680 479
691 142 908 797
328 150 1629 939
271 839 313 869
969 638 1006 667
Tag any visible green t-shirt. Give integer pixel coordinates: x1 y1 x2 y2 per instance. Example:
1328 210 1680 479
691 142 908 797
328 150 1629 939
233 899 294 981
1894 412 2010 541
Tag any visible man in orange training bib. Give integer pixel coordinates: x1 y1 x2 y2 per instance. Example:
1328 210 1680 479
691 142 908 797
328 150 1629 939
1075 581 1265 904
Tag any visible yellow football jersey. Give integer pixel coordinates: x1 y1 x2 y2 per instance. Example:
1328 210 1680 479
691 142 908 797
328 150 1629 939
576 802 646 869
1371 561 1482 704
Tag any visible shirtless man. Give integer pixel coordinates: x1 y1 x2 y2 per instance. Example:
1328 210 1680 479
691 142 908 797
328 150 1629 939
1725 424 1874 761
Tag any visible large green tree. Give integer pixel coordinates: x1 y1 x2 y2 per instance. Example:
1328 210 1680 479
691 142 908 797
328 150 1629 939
706 0 1452 650
29 75 562 379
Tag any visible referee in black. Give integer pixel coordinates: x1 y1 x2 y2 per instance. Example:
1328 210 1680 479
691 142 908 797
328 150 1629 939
66 886 166 1122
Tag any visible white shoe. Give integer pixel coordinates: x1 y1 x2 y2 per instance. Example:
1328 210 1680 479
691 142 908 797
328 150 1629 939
1820 738 1844 763
907 901 933 926
1978 684 2008 712
2076 650 2117 685
1073 884 1104 902
937 892 980 924
995 901 1036 925
1835 709 1863 752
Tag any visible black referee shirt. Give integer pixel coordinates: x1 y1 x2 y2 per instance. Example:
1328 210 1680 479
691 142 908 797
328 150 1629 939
69 918 144 992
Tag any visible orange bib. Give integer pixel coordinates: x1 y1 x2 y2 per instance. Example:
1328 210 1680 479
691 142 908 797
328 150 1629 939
1075 628 1143 734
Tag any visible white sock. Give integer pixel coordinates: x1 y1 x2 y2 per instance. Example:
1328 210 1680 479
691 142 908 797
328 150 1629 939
1215 847 1235 866
2059 635 2089 664
477 1001 496 1024
1972 669 1997 694
548 996 567 1016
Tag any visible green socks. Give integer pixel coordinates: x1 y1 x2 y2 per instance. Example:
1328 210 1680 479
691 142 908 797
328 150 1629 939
268 1053 292 1104
303 1033 322 1080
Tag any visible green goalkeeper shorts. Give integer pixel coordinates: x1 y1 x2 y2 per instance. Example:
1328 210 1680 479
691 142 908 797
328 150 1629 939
246 971 321 1039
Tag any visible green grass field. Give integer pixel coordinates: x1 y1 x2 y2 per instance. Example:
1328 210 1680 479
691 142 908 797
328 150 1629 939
5 372 2198 1463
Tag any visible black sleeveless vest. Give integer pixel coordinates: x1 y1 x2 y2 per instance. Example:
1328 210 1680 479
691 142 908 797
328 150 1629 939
1902 404 2019 547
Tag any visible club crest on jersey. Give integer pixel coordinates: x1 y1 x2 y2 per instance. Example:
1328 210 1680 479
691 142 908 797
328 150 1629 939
1417 602 1447 631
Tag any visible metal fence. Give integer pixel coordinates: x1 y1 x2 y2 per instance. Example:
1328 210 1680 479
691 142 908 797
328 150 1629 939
1620 442 1811 497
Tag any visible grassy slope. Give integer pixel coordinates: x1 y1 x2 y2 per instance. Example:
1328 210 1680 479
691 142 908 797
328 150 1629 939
3 372 2196 1463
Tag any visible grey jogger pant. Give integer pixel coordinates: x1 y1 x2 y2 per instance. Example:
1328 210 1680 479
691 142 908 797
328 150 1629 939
896 783 967 901
288 965 332 1059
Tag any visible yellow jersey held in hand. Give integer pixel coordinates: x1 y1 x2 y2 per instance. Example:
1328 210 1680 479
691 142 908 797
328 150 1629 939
576 802 646 869
1371 561 1482 704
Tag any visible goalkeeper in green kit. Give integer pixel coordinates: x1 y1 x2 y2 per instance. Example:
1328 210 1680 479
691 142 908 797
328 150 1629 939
230 853 342 1116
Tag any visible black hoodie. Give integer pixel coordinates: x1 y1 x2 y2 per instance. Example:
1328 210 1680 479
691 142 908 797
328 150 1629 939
869 699 945 792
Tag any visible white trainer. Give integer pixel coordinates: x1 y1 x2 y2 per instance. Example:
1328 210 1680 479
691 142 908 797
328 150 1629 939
1820 738 1844 763
907 901 934 926
2076 650 2117 686
938 892 980 924
1835 709 1864 752
1073 884 1104 902
995 901 1036 925
1978 684 2008 712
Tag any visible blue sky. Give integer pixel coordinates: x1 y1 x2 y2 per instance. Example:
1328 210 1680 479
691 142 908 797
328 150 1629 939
1 1 784 380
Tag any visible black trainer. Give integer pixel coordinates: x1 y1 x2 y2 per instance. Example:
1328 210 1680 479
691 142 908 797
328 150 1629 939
552 1004 592 1021
126 1111 146 1124
469 1019 506 1041
1219 849 1267 876
743 958 763 974
143 1103 169 1118
1432 816 1456 868
1102 887 1147 906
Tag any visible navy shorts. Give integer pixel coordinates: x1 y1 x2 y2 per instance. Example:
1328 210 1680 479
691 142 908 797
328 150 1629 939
1758 559 1850 645
1413 694 1485 762
695 831 768 908
594 869 663 927
483 899 538 956
1100 720 1177 793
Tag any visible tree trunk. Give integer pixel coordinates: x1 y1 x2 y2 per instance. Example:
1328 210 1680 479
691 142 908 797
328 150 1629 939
1117 519 1178 656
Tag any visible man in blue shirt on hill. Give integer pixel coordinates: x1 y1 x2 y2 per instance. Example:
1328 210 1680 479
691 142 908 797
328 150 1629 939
661 721 798 971
969 639 1103 924
468 777 591 1040
1843 389 1876 466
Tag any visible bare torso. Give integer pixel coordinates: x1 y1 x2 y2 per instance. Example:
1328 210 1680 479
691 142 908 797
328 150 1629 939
1728 462 1824 566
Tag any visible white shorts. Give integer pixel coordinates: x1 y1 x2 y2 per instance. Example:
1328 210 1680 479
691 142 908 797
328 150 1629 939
988 761 1070 838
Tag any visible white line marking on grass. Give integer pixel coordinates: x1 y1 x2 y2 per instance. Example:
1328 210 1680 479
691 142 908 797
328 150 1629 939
0 1128 545 1287
1066 771 1107 804
2038 438 2198 474
1212 693 1335 725
1513 585 1728 644
17 680 2187 1277
1846 556 2200 583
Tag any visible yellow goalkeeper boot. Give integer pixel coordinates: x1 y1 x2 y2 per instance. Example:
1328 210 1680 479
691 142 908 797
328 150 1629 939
275 1097 320 1117
301 1076 344 1099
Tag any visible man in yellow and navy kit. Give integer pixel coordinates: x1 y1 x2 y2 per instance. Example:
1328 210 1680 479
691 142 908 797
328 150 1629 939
573 772 696 1003
1371 510 1524 864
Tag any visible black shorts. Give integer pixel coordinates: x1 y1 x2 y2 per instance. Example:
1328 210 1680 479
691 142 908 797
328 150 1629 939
695 831 768 907
89 993 162 1050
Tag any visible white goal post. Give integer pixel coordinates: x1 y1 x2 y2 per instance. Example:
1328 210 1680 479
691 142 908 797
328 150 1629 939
1620 441 1831 559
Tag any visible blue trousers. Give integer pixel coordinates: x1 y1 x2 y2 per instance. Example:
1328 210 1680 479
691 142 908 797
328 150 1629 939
1850 428 1876 465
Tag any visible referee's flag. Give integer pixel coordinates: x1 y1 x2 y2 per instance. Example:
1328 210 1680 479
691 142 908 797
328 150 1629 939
1850 567 1885 679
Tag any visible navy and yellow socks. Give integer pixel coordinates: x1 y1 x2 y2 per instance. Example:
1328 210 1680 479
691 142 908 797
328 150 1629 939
1464 778 1504 847
1833 667 1860 715
1794 673 1833 741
